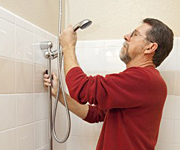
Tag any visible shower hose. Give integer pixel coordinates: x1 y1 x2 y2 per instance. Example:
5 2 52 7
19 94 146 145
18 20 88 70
51 0 71 144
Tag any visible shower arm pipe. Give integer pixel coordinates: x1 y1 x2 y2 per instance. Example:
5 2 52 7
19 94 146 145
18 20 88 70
48 57 53 150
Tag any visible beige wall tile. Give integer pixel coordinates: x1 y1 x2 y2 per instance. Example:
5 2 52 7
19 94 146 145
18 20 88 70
33 64 46 93
15 61 33 93
0 57 15 94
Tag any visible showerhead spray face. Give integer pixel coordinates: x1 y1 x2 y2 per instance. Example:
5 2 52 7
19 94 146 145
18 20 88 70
73 19 92 32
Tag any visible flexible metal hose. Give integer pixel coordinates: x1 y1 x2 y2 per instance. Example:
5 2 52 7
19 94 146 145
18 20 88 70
51 0 71 144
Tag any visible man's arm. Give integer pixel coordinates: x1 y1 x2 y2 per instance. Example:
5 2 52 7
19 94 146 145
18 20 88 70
59 91 89 120
44 73 105 122
44 73 88 119
59 92 105 123
59 25 79 76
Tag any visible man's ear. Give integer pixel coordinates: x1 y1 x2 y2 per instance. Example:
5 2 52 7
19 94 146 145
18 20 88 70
144 43 158 54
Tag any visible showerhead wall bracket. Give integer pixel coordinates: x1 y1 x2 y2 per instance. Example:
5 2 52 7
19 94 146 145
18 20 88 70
40 41 58 59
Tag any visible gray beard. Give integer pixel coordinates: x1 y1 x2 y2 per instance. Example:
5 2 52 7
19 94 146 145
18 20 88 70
120 45 131 64
120 53 131 64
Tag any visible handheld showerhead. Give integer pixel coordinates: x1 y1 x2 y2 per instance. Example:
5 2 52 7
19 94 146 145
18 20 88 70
73 19 92 32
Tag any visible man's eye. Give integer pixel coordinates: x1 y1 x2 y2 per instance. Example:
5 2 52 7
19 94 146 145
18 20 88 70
134 33 138 36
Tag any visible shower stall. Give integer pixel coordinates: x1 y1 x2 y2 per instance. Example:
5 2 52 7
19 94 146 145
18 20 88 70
0 0 180 150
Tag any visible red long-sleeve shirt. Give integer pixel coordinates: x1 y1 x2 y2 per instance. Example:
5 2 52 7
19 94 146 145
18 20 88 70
66 66 167 150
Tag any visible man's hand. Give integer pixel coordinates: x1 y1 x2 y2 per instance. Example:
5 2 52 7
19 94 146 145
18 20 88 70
59 25 77 54
59 25 79 76
43 71 89 120
43 72 58 97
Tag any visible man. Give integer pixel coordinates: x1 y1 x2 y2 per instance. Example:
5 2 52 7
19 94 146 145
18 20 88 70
44 18 174 150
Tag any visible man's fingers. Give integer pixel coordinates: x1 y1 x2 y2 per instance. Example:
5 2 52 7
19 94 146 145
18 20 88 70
44 74 49 79
52 72 57 80
43 78 51 83
44 82 51 87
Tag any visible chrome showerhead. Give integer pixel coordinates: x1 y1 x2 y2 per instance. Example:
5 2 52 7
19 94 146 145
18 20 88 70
73 19 92 32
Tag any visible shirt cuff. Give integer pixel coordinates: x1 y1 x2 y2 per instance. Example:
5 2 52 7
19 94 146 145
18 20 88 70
83 105 93 122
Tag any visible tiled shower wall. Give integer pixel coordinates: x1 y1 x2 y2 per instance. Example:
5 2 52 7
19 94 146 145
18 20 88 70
1 6 180 150
0 6 67 150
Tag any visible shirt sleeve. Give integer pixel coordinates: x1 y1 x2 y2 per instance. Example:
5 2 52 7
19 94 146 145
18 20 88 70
66 67 150 110
83 105 106 123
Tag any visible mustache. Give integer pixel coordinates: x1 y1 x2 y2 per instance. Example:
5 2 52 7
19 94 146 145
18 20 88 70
123 42 129 48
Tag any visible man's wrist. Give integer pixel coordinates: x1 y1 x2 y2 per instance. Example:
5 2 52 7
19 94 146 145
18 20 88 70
62 45 75 54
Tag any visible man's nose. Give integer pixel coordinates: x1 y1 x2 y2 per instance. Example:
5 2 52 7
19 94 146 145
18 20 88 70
124 33 131 41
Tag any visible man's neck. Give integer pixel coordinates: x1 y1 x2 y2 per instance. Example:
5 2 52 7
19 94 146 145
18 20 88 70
126 55 155 69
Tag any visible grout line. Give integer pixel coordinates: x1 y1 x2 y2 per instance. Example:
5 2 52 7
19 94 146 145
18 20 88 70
33 117 36 150
15 95 19 150
0 119 49 134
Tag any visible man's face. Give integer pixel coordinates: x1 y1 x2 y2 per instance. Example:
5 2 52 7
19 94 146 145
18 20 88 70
119 23 152 64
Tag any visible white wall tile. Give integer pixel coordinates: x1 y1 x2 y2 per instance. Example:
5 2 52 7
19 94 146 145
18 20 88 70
34 120 48 149
81 121 102 137
158 45 178 71
66 136 98 150
0 18 15 59
66 136 80 150
0 6 15 23
177 39 180 71
17 124 34 150
15 16 34 32
104 46 126 72
76 40 105 48
17 94 33 126
71 113 84 136
173 120 180 144
33 26 47 39
37 144 50 150
0 129 17 150
16 26 33 63
174 96 180 119
155 142 173 150
104 39 123 47
162 95 175 119
33 34 48 65
157 119 174 143
78 136 98 150
53 139 66 150
75 47 86 69
79 47 106 72
0 94 16 131
173 144 180 150
33 93 48 121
